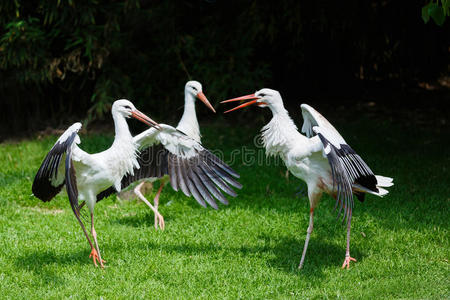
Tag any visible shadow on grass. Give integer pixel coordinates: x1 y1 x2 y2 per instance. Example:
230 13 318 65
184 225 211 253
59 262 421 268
256 234 363 275
15 249 90 285
111 211 174 227
110 196 232 228
113 233 358 277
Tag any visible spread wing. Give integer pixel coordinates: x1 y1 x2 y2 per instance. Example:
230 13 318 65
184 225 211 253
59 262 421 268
32 122 89 219
97 125 242 209
32 123 82 202
301 104 377 222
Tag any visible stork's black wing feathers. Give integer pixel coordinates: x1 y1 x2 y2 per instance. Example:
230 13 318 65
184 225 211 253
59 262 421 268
32 129 79 202
95 142 241 209
32 123 87 227
195 165 229 205
317 133 377 223
200 150 242 189
96 186 116 202
302 104 379 224
201 149 240 178
199 162 237 197
333 143 378 193
165 147 240 208
185 165 208 208
171 154 191 197
65 145 81 218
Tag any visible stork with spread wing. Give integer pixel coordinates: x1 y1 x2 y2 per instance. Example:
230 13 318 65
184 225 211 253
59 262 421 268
32 100 160 268
92 124 242 231
222 88 393 269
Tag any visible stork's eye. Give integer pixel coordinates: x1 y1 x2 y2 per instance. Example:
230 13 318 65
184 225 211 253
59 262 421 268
123 105 132 110
259 93 266 97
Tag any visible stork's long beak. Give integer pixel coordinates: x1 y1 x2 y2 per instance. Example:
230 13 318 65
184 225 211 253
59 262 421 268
131 110 161 130
220 93 263 113
197 92 216 113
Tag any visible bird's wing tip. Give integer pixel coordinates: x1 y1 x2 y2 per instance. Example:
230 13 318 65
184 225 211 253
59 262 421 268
71 122 82 131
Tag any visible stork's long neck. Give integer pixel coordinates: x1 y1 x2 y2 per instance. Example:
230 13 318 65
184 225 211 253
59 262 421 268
109 113 139 191
112 114 133 143
261 103 304 157
176 92 201 142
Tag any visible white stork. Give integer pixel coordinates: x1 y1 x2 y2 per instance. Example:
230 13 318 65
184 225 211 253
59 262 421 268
32 100 160 268
132 80 218 229
221 89 393 269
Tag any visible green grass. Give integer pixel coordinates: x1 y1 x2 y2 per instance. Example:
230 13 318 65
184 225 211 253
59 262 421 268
0 118 448 299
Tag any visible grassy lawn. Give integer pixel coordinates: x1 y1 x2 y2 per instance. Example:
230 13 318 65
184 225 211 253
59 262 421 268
0 116 448 299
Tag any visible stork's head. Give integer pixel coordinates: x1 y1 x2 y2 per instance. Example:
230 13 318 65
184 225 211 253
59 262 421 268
185 80 216 113
112 99 160 129
221 88 284 113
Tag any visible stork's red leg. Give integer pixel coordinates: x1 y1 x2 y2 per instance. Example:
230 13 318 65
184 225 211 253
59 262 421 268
342 211 356 269
73 211 100 267
134 182 165 230
90 213 106 268
298 208 314 269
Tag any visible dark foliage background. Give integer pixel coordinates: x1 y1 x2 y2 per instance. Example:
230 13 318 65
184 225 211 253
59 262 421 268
0 0 448 140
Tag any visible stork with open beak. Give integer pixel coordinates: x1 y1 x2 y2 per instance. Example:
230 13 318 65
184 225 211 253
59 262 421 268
132 80 218 230
32 100 160 268
222 89 393 269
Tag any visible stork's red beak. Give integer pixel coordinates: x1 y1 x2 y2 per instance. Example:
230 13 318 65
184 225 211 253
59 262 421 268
197 92 216 113
131 110 161 130
220 93 264 113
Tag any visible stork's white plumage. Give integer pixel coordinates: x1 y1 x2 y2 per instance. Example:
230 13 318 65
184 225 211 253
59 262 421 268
32 100 160 268
132 81 218 229
222 89 393 269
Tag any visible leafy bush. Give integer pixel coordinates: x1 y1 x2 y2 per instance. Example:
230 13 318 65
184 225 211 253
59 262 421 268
422 0 449 26
0 1 448 139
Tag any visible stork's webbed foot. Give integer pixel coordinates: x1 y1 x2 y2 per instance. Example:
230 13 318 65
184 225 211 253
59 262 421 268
341 255 356 269
89 248 106 268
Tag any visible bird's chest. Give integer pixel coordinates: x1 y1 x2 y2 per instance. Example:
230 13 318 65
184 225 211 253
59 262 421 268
263 129 308 178
283 148 332 189
282 149 311 180
79 144 138 191
73 161 112 199
105 146 139 180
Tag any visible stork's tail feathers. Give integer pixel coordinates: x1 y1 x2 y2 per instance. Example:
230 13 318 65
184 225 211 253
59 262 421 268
375 175 393 187
353 175 393 197
374 175 393 196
